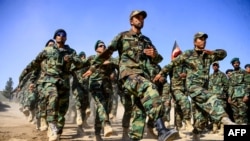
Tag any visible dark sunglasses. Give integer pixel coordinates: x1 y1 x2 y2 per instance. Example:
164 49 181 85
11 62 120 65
56 32 66 37
98 45 105 47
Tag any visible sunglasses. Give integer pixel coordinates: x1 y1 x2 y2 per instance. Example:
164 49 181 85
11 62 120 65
56 32 66 37
98 45 105 47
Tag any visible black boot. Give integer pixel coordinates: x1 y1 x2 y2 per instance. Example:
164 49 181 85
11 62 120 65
155 118 178 141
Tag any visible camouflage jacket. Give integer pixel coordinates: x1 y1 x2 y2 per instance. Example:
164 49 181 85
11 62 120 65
88 55 118 81
159 49 227 97
19 45 88 89
245 72 250 94
208 70 229 99
169 64 187 92
228 68 249 98
89 29 163 80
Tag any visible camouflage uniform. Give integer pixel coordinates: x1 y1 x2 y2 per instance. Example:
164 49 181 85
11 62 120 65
208 67 228 110
158 32 232 134
208 62 229 133
18 29 88 138
88 28 178 140
109 69 120 119
170 63 192 130
88 41 119 136
244 64 250 124
71 52 90 128
228 59 249 124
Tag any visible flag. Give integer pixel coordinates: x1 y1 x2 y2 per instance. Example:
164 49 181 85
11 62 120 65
171 40 182 60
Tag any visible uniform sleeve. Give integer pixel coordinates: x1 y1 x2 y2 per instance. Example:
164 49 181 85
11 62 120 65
19 51 46 82
211 49 227 62
90 33 123 72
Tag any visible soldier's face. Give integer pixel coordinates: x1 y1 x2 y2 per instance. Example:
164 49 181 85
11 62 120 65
96 44 106 54
55 32 67 44
232 61 240 69
130 15 144 29
212 64 219 71
246 67 250 73
194 37 206 50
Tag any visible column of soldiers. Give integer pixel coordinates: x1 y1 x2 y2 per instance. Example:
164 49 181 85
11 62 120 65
15 9 250 141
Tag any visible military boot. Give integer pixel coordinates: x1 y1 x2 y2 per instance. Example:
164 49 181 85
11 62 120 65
218 124 224 136
93 134 103 141
155 118 178 141
185 119 193 133
146 127 157 139
212 123 218 134
48 122 59 141
40 117 48 131
76 109 83 126
104 123 113 137
221 117 236 125
28 109 35 122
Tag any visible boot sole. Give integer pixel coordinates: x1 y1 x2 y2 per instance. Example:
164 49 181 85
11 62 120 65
162 129 179 141
104 130 113 137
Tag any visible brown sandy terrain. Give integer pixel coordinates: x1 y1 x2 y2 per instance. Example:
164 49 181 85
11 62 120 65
0 101 223 141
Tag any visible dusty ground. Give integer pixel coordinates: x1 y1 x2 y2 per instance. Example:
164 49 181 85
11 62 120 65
0 101 223 141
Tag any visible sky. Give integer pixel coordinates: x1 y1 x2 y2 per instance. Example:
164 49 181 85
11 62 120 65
0 0 250 90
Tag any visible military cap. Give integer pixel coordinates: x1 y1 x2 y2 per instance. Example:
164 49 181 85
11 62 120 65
230 57 240 64
79 51 86 57
130 10 147 20
245 64 250 69
194 32 208 40
212 61 219 66
53 29 67 39
225 69 233 74
94 40 106 50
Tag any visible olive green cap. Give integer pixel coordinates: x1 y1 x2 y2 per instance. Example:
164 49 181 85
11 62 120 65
245 64 250 68
194 32 208 40
130 10 147 20
230 57 240 64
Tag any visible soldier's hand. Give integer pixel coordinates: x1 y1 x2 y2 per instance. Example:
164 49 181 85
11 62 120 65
228 97 232 104
82 70 93 78
29 83 35 90
243 95 249 103
153 74 161 82
203 49 214 55
144 46 156 58
179 73 187 78
64 55 72 62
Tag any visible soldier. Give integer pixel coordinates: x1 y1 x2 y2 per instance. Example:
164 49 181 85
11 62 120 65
18 29 89 141
169 49 192 136
70 51 91 134
208 61 229 135
228 58 249 124
83 10 178 141
109 69 120 122
154 32 236 140
87 40 118 141
244 64 250 124
45 39 55 47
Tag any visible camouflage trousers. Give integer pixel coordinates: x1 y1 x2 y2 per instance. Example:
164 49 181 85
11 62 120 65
172 89 191 128
89 79 112 134
189 85 228 133
120 88 133 128
122 74 163 140
110 81 120 117
72 83 90 121
230 97 248 124
23 89 37 111
161 82 172 123
40 82 70 133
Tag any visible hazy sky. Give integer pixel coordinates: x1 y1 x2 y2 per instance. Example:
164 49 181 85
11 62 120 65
0 0 250 89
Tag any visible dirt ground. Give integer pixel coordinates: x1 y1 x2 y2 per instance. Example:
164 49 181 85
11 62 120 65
0 101 223 141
